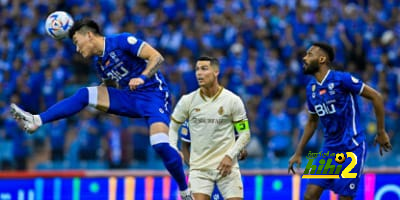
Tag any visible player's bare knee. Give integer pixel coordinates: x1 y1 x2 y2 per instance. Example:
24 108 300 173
87 86 109 112
150 122 168 135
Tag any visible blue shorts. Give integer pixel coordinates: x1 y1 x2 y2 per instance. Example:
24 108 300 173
308 142 367 197
106 87 171 126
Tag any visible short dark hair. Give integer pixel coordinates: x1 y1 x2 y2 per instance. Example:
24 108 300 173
68 19 102 38
312 42 335 62
197 56 220 68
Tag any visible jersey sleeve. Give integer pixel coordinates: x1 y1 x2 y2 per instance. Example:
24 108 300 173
179 121 191 143
231 95 247 122
171 95 189 123
341 72 365 95
118 33 146 57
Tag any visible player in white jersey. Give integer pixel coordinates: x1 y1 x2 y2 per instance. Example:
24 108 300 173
169 56 251 200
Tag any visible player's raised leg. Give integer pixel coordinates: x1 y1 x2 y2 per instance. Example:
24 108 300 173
149 122 192 199
11 86 108 133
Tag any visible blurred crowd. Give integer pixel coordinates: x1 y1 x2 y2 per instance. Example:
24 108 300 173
0 0 399 170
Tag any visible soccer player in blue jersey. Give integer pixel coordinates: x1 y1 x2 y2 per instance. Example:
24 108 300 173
288 42 392 200
10 19 192 199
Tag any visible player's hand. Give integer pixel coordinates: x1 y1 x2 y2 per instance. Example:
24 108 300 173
129 77 145 90
217 155 233 177
238 149 248 161
374 130 392 156
288 152 302 174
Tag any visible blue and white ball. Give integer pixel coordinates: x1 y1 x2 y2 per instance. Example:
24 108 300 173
45 11 74 40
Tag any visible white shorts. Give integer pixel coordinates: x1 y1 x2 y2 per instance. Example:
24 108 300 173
189 168 243 198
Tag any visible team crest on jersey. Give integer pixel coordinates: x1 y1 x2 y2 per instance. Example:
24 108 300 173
181 126 188 136
351 76 359 83
328 83 334 90
328 83 335 95
109 51 120 63
218 106 224 115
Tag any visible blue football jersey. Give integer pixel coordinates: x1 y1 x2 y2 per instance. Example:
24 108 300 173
95 33 168 92
306 70 365 150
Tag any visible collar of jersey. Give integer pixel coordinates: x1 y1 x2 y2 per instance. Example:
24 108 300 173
199 86 223 102
100 36 106 57
316 69 331 86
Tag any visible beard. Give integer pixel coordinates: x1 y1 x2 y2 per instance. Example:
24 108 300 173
303 59 320 75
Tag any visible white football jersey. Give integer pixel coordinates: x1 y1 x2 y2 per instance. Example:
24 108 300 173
172 87 247 170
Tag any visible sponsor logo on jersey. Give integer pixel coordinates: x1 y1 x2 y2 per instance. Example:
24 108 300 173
319 89 327 95
314 103 336 116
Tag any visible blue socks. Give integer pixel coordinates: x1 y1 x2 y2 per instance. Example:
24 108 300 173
40 88 89 124
151 134 188 191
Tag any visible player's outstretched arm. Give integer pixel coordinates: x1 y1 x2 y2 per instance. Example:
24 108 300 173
360 85 392 155
288 113 319 174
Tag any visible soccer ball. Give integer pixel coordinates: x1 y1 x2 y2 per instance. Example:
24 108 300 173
45 11 74 40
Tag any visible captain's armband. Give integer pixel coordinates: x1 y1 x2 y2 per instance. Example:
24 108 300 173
234 120 249 133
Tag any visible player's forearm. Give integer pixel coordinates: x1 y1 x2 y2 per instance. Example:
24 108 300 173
227 120 251 159
168 120 180 150
371 92 386 134
227 131 250 159
295 121 318 154
141 54 164 78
